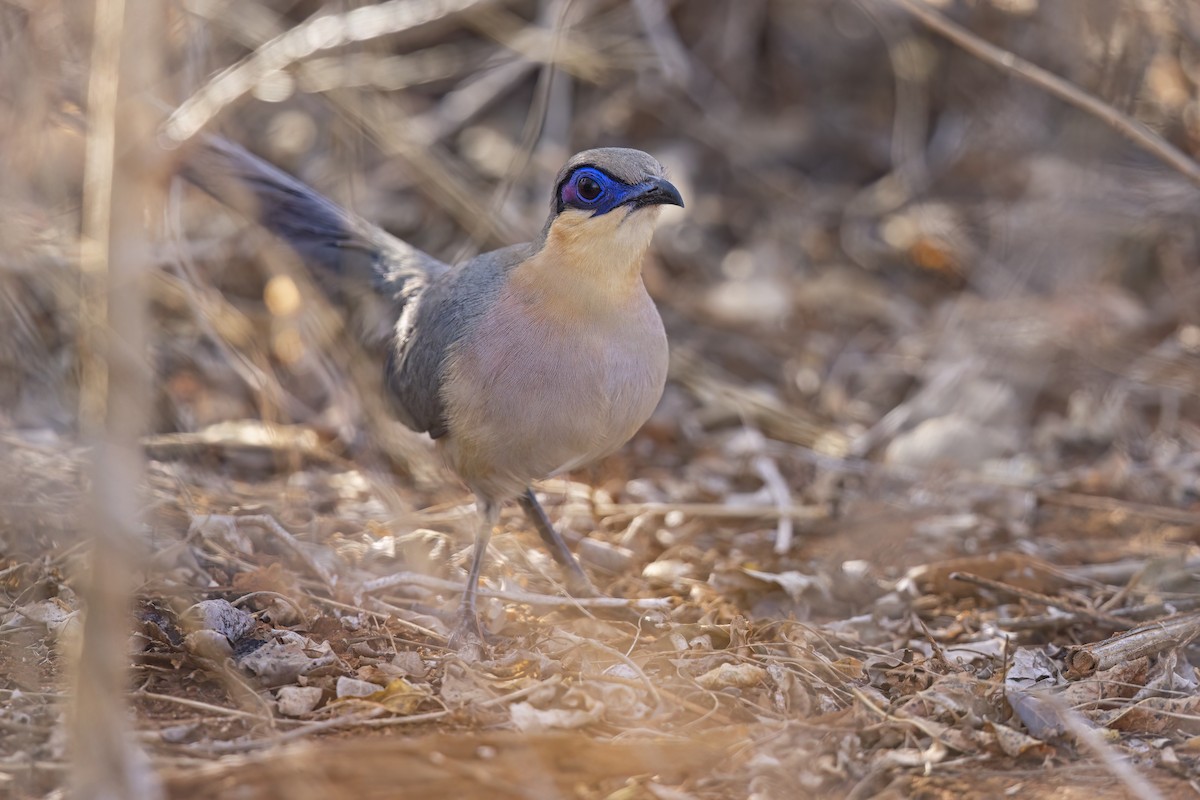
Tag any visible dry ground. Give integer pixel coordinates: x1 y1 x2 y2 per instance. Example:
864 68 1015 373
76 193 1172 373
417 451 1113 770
4 1 1200 798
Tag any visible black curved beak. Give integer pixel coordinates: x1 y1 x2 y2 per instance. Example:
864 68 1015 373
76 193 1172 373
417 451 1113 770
625 177 684 210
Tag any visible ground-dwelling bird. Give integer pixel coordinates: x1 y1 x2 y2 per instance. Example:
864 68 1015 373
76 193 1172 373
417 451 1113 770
179 137 684 646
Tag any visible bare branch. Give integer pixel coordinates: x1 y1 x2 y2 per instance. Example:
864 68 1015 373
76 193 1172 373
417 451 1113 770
889 0 1200 188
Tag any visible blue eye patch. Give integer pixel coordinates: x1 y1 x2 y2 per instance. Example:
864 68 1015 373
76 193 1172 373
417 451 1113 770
554 164 684 218
557 167 639 217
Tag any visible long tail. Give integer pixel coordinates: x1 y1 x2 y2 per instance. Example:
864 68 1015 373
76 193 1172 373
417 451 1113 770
178 136 447 349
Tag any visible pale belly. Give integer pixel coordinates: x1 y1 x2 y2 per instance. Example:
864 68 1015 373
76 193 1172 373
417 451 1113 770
441 292 668 501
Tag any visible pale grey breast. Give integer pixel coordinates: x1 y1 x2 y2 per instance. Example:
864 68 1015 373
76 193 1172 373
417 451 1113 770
440 285 668 500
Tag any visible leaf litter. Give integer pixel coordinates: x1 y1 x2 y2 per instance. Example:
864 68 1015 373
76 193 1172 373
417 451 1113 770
4 1 1200 798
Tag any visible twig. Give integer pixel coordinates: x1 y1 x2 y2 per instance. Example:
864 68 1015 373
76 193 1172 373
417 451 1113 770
135 690 285 723
1049 695 1166 800
163 0 498 143
411 58 538 142
995 612 1110 633
888 0 1200 189
178 1 522 245
630 0 692 85
950 571 1129 629
754 455 795 554
191 514 335 588
230 591 310 626
1064 610 1200 679
159 208 283 415
1098 562 1148 613
551 630 664 712
361 571 673 610
0 759 68 773
1038 490 1200 527
1102 596 1200 621
850 686 956 748
394 492 828 529
356 672 559 728
450 0 580 264
188 708 388 755
310 595 445 641
596 500 828 523
189 674 563 753
73 0 166 795
464 4 605 81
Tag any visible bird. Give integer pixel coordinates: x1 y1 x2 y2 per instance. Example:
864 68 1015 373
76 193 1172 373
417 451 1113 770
178 136 684 645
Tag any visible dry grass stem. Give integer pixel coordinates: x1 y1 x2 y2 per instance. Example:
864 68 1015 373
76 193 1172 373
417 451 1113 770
5 2 1200 797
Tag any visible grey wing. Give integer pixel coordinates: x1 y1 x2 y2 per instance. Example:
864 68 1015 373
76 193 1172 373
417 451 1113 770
180 135 449 351
385 244 533 439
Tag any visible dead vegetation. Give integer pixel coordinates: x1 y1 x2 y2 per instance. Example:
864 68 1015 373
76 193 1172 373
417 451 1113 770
4 0 1200 797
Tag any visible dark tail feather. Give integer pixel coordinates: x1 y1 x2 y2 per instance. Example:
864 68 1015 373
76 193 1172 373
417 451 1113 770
179 136 446 348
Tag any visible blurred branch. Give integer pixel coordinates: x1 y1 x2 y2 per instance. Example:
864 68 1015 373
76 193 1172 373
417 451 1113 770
411 57 540 142
164 0 499 144
73 0 165 796
889 0 1200 189
464 3 607 81
450 0 581 263
179 0 523 244
630 0 692 86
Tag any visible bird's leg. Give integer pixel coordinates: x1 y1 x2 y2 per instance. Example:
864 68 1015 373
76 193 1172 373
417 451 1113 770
450 497 499 649
518 487 597 597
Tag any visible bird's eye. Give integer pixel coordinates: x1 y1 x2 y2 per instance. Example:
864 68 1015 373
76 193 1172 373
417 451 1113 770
576 175 602 202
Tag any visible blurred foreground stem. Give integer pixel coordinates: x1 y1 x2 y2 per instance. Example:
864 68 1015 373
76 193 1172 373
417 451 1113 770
73 0 166 796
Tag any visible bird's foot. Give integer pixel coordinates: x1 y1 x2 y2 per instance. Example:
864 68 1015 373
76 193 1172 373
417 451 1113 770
447 612 490 658
565 571 601 599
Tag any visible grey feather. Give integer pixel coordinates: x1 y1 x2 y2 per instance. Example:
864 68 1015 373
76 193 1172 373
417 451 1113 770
385 242 533 437
182 137 451 352
558 147 666 185
181 136 457 434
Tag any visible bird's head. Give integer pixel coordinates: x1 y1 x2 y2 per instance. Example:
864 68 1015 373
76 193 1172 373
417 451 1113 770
551 148 683 218
538 148 683 276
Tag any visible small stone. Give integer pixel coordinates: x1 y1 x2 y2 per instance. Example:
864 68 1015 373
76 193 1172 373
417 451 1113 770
336 676 381 699
277 686 323 717
885 415 1015 469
